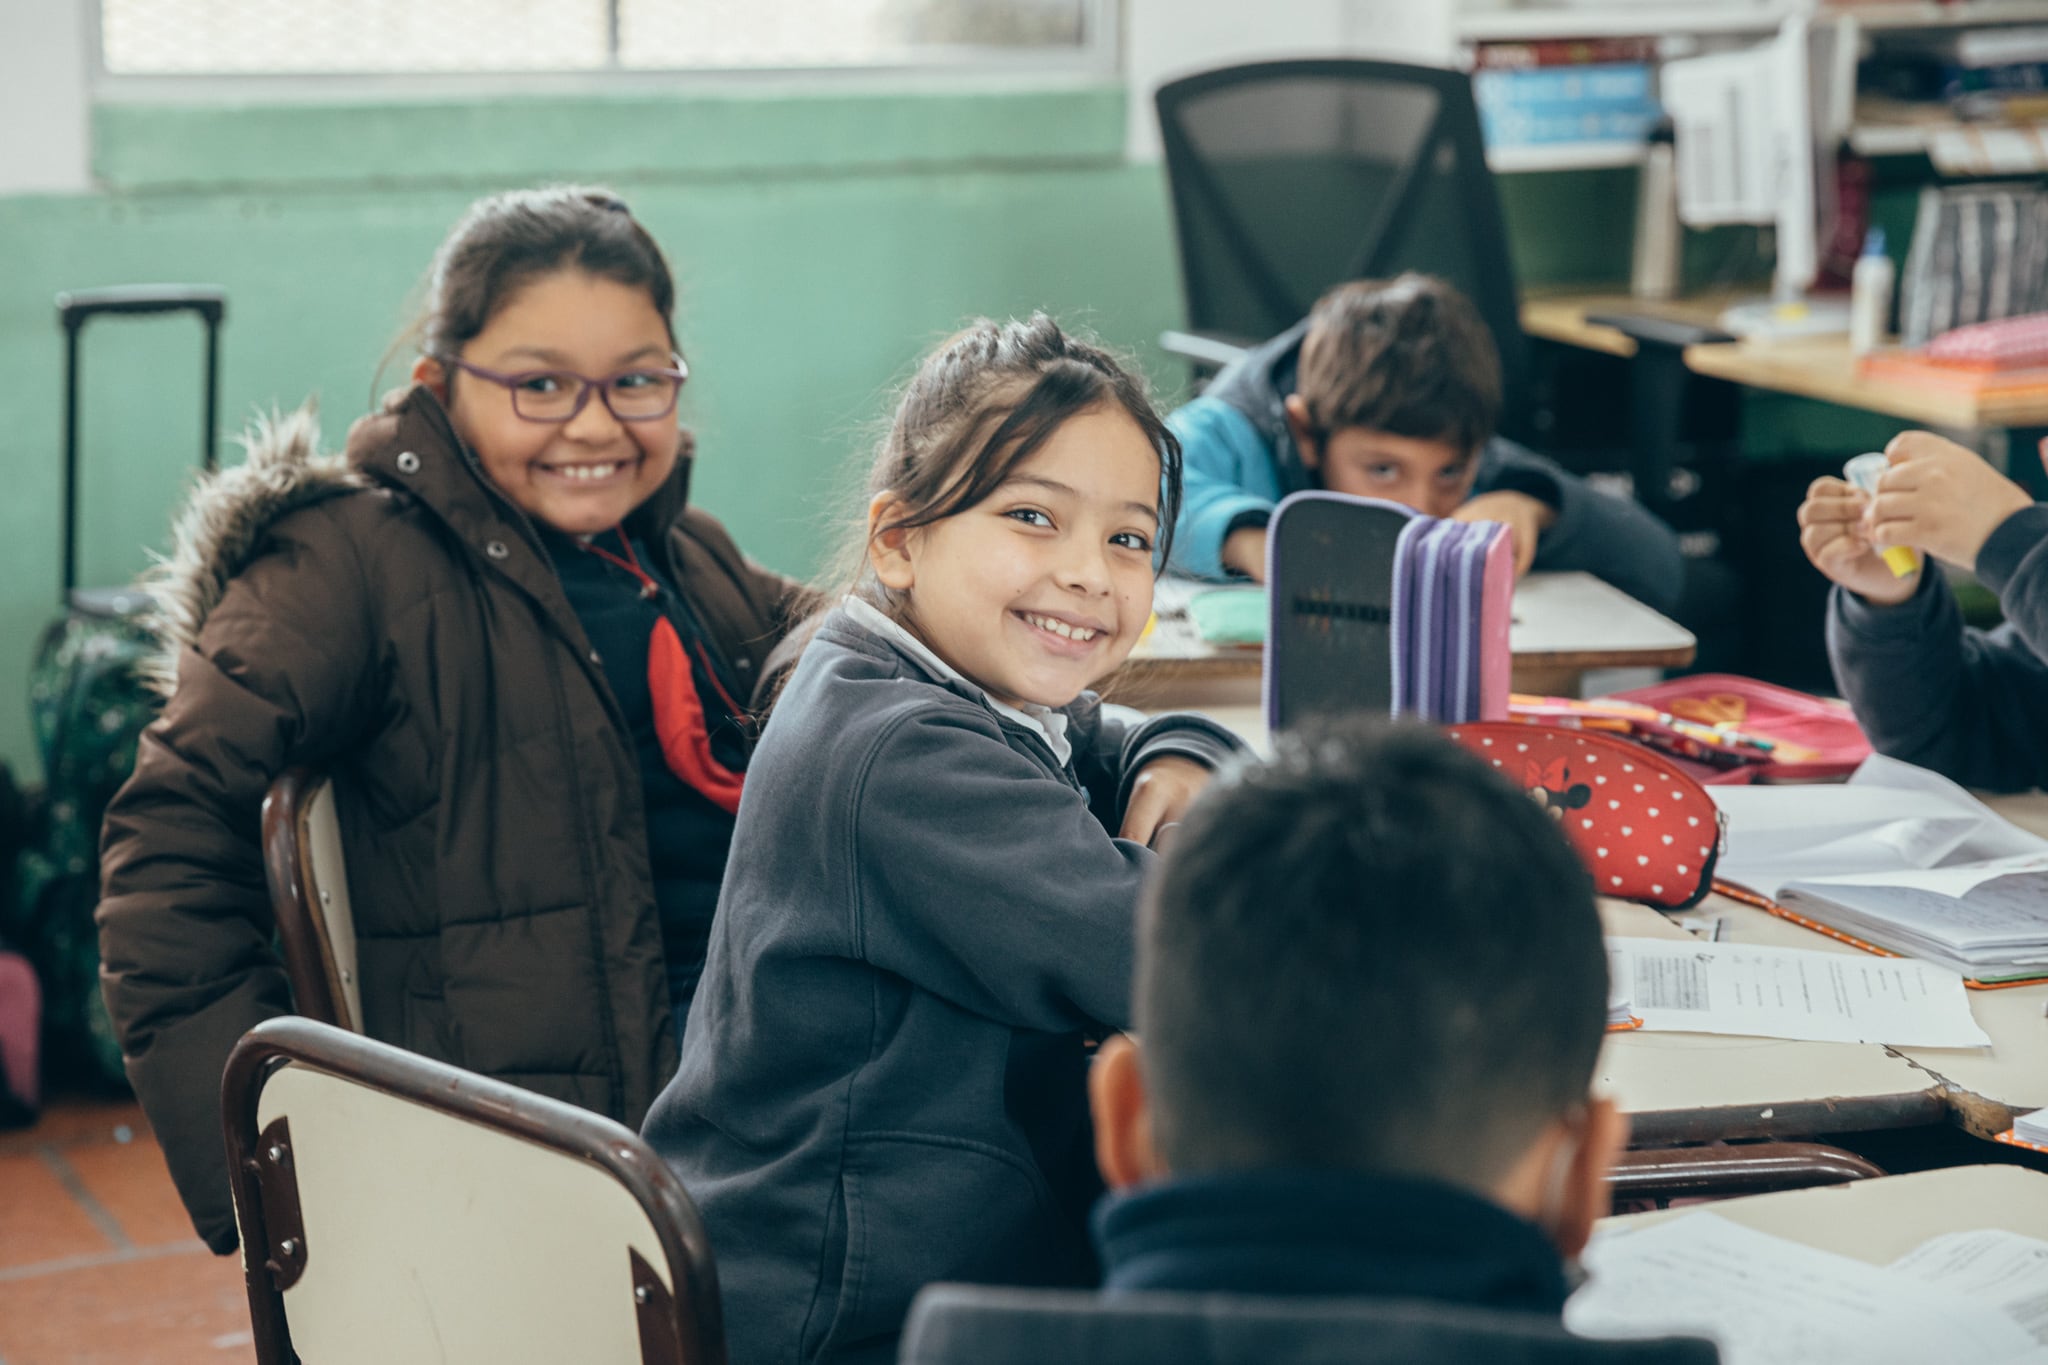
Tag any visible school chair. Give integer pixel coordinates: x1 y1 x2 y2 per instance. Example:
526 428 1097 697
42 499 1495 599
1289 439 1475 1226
1153 58 1528 425
221 1015 727 1365
260 768 360 1032
900 1283 1718 1365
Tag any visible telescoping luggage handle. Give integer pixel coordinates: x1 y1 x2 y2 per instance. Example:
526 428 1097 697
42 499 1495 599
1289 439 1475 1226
55 285 227 604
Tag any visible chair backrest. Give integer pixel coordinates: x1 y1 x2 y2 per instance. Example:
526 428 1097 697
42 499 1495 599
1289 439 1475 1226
261 769 361 1032
901 1283 1718 1365
1155 59 1529 417
222 1015 726 1365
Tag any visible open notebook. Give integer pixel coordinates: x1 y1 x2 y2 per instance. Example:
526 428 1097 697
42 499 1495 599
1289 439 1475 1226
1711 755 2048 986
1263 492 1513 733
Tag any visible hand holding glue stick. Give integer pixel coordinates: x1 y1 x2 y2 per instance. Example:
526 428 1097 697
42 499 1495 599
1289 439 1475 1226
1797 458 1921 608
1801 433 2037 608
1843 452 1923 580
1865 433 2034 573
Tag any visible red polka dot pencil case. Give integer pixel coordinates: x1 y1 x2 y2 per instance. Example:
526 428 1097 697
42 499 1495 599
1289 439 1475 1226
1446 722 1727 909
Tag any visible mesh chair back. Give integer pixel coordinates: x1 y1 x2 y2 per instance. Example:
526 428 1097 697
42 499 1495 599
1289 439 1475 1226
1156 59 1528 415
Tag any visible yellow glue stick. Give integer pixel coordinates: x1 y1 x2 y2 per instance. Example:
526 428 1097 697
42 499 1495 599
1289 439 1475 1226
1843 452 1923 578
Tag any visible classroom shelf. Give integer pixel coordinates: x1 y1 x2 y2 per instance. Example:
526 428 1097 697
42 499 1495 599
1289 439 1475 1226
1457 0 2048 44
1849 122 1937 155
1457 3 1790 43
1847 0 2048 32
1486 139 1652 171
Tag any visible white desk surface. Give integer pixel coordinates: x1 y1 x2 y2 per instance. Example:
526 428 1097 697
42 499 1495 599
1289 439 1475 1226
1693 804 2048 1137
1598 899 1944 1141
1118 571 1695 684
1172 705 2045 1139
1509 572 1697 667
1608 1165 2048 1264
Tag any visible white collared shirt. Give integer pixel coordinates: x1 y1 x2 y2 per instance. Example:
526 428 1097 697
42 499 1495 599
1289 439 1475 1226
842 596 1073 768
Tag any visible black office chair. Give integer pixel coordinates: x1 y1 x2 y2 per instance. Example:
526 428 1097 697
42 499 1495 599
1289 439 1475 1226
1154 58 1528 425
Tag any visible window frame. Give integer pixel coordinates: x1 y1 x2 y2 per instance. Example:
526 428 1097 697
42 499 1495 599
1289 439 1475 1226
88 0 1121 97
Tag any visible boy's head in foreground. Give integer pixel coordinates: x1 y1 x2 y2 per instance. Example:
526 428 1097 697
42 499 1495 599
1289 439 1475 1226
1284 274 1503 517
1091 720 1626 1258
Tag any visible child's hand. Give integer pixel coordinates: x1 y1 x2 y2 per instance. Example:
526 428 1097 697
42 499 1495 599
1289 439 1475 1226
1220 526 1268 582
1867 431 2033 573
1120 756 1211 850
1797 476 1918 606
1452 491 1554 577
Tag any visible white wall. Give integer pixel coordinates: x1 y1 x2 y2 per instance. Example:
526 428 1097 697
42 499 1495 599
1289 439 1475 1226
0 0 93 193
1123 0 1458 159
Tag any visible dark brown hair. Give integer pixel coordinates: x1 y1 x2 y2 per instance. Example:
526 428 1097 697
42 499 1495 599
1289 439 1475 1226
840 313 1182 613
411 185 678 366
1295 273 1502 455
1138 718 1604 1185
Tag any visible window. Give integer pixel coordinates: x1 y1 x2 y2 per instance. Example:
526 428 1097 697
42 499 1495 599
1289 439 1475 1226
97 0 1111 77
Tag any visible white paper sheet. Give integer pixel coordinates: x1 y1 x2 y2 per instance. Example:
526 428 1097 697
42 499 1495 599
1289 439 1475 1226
1892 1230 2048 1345
1569 1213 2040 1365
1606 937 1991 1047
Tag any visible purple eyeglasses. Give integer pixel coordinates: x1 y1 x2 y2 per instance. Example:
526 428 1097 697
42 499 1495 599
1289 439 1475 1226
439 352 690 423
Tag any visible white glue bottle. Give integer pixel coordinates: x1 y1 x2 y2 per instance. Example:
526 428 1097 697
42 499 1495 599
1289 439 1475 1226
1849 227 1894 356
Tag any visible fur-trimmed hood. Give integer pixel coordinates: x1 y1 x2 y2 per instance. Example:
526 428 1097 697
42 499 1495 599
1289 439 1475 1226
138 402 367 696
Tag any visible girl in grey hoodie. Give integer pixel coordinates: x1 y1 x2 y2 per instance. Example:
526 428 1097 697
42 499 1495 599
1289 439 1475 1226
644 315 1244 1365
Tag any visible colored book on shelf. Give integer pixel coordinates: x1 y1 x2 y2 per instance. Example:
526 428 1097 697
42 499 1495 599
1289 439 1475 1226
1922 312 2048 369
1858 348 2048 396
1471 37 1660 71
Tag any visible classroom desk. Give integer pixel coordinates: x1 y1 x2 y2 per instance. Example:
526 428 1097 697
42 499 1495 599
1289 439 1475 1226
1105 570 1696 710
1182 705 1943 1141
1695 842 2048 1142
1597 899 1948 1146
1607 1163 2048 1260
1522 288 2048 432
1177 703 2039 1144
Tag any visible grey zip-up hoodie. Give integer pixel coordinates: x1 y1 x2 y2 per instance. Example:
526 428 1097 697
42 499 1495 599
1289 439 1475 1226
643 606 1245 1365
1826 503 2048 791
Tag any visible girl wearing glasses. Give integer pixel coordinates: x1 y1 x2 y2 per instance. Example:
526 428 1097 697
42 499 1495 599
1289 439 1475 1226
98 186 810 1256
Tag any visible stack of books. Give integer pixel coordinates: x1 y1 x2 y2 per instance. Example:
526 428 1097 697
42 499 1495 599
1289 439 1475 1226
1872 24 2048 118
1858 312 2048 399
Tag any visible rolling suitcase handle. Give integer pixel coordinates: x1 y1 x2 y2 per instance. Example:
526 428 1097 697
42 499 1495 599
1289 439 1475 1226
55 285 227 606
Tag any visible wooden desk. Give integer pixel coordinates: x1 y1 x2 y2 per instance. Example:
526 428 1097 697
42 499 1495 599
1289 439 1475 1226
1523 288 2048 431
1520 289 1739 360
1608 1164 2048 1259
1108 570 1696 710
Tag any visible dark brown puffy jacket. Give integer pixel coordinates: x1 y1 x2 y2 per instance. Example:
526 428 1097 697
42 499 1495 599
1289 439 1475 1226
97 389 808 1252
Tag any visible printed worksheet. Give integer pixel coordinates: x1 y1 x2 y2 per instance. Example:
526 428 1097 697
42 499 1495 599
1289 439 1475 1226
1892 1229 2048 1344
1605 937 1991 1048
1569 1214 2041 1365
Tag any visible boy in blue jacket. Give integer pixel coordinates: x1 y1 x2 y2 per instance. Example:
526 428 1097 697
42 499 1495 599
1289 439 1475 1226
901 721 1711 1365
1169 274 1683 614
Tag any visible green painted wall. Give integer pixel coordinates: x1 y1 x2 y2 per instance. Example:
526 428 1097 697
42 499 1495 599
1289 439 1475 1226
0 83 1786 781
0 86 1184 780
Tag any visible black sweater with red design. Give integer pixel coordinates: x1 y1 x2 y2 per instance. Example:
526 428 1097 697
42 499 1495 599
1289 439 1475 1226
545 528 748 1022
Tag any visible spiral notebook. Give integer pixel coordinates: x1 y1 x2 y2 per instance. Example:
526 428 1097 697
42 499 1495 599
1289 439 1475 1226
1263 492 1513 733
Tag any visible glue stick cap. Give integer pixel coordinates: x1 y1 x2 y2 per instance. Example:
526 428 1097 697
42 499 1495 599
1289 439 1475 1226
1842 452 1922 578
